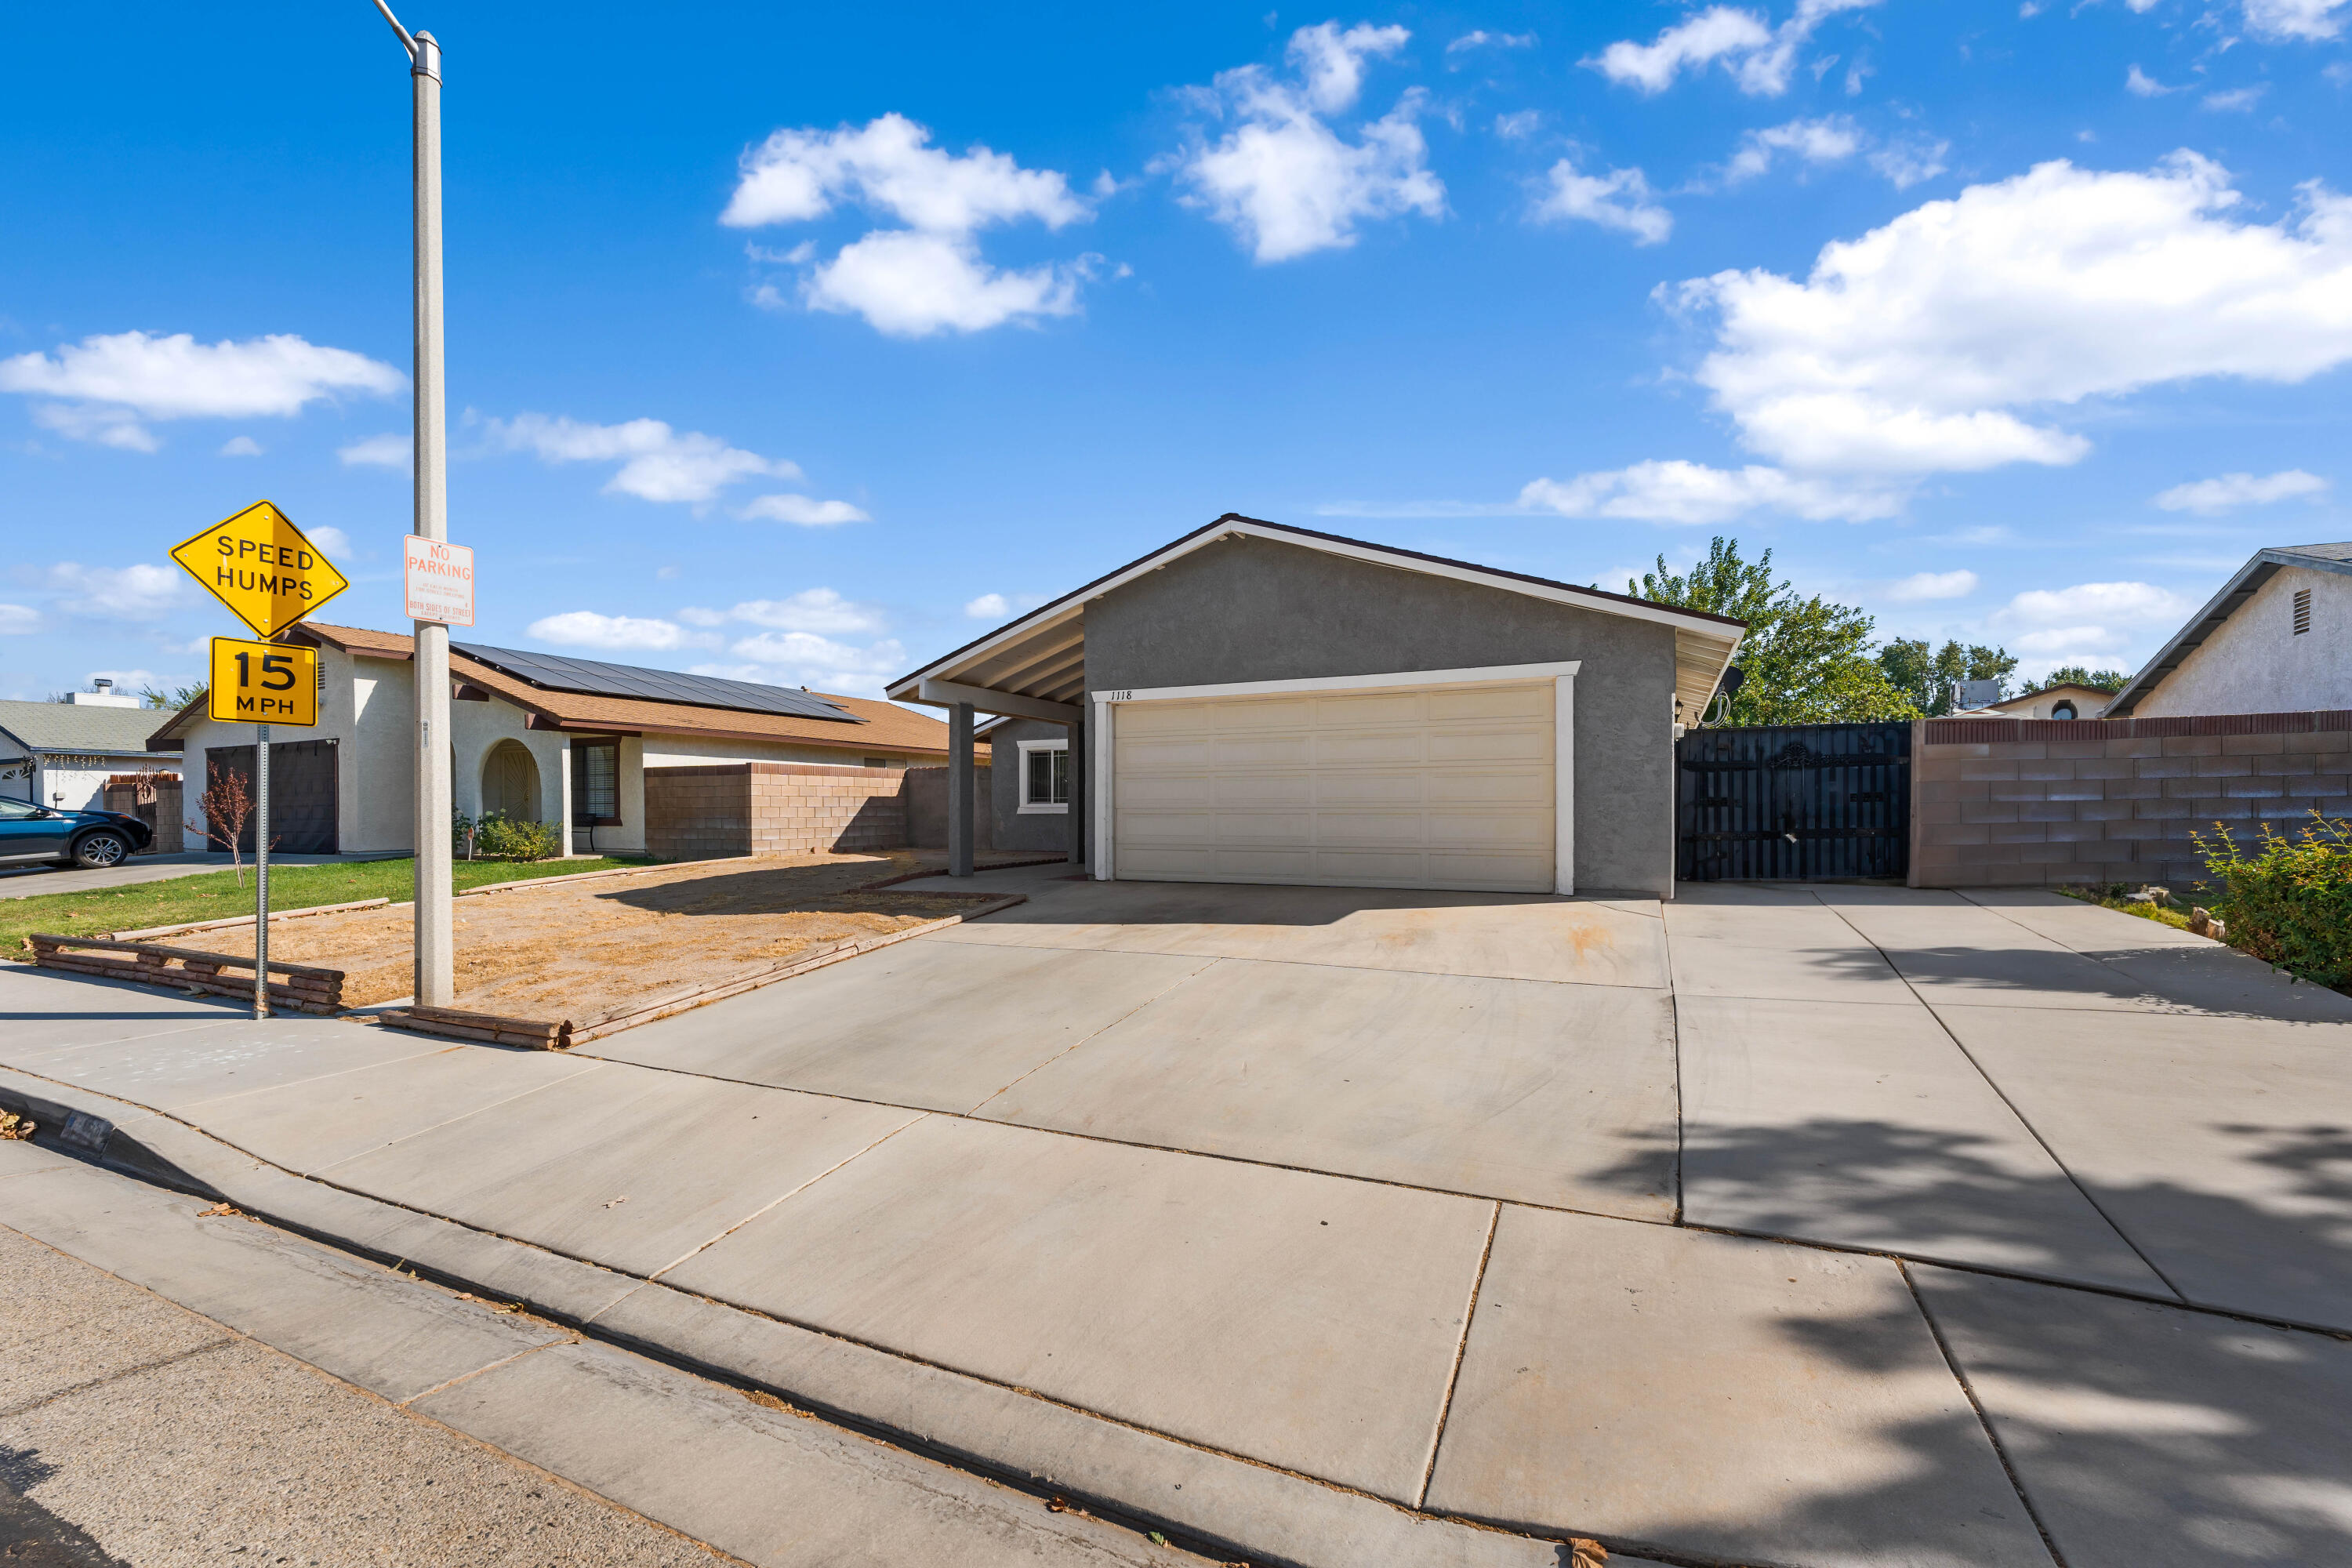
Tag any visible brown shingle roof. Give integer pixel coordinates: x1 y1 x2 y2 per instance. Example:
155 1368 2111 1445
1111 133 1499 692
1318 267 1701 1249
154 622 964 760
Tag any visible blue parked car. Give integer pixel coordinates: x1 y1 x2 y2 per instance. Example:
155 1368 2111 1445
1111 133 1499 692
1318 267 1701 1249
0 797 154 869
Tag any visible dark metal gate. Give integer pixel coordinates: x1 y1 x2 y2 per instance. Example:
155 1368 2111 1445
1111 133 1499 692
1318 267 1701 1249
205 739 340 855
1677 722 1911 881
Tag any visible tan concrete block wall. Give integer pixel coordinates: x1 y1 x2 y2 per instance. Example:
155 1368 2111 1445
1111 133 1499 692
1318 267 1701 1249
1910 712 2352 891
645 761 910 861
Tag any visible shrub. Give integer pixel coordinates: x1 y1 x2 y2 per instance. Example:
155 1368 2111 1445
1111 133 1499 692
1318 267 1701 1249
2193 811 2352 987
452 809 561 862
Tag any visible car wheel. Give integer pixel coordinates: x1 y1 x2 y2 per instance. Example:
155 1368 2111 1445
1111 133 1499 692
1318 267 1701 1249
72 831 132 869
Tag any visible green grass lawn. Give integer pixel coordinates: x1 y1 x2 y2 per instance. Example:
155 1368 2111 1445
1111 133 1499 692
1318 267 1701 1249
2 855 652 958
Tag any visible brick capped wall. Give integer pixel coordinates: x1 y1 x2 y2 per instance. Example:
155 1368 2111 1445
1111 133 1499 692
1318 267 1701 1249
644 761 909 861
1910 710 2352 890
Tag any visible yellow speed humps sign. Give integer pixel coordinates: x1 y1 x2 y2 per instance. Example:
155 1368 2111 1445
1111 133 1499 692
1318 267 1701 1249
209 637 319 726
170 500 350 639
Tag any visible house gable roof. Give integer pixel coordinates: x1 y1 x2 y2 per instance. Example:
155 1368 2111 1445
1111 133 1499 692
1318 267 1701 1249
144 623 960 758
887 514 1748 717
0 699 183 758
2105 543 2352 717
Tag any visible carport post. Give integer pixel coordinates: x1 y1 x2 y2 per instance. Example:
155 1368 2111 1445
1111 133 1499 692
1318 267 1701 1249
1065 717 1083 864
947 701 974 877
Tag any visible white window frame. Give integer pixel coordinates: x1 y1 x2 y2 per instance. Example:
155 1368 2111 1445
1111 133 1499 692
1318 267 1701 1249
1090 660 1580 895
1017 736 1071 815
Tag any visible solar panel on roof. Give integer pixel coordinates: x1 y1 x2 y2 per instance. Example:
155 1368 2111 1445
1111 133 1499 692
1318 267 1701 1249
452 643 863 724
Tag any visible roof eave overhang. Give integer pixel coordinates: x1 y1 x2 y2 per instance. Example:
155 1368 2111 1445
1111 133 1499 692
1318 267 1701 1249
2104 552 2282 717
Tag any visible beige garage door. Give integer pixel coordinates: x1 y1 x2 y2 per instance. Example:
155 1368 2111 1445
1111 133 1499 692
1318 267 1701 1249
1111 681 1556 892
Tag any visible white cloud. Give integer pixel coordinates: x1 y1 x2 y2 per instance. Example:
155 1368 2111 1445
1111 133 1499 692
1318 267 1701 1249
2243 0 2348 40
485 413 793 505
2126 64 2178 96
1867 136 1950 190
1518 460 1902 522
0 604 39 634
40 563 187 621
0 331 402 450
1494 110 1542 140
1171 23 1445 263
1668 152 2352 477
695 590 886 635
525 611 716 652
799 230 1087 337
1589 0 1880 97
305 525 354 560
724 113 1097 337
339 432 412 468
1447 30 1537 54
736 492 869 526
2203 85 2268 112
219 435 263 457
2154 469 2330 512
1726 116 1863 182
707 633 909 697
1533 156 1673 245
1887 568 1980 601
1996 580 2192 630
964 593 1011 619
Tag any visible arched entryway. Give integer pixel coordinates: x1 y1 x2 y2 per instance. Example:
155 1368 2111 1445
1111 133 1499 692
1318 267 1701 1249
481 739 542 820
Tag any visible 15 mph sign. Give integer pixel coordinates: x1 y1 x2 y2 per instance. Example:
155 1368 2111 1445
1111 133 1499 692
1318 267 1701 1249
169 500 350 639
405 536 475 626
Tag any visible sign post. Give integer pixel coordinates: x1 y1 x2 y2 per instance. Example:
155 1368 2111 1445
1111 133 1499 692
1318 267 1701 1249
180 507 339 1018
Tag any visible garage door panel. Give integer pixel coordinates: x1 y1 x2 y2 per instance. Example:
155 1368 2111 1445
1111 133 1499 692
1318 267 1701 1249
1113 679 1557 894
1428 684 1550 723
1314 731 1430 766
1428 728 1550 764
1425 771 1551 807
1213 735 1314 768
1313 773 1427 807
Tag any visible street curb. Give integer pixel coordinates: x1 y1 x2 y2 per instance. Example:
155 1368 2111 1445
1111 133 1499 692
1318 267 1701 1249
0 1062 1595 1568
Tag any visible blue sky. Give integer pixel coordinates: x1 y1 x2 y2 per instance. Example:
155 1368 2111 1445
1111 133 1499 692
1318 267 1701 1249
4 0 2347 703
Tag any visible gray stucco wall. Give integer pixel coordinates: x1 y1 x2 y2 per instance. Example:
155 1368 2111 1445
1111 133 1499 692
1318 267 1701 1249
1082 533 1681 895
988 716 1083 855
2136 564 2352 717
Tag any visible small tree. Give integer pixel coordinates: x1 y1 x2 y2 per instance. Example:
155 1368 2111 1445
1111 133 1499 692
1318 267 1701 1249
2038 664 2129 694
1878 639 2021 716
190 767 263 885
140 681 207 711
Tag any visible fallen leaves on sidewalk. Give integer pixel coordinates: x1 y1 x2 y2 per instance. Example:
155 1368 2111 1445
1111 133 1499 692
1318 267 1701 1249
0 1111 33 1140
198 1201 240 1218
1570 1538 1608 1566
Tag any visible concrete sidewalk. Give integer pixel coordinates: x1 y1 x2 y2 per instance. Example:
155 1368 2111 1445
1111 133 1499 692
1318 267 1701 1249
4 870 2350 1567
0 1141 1211 1567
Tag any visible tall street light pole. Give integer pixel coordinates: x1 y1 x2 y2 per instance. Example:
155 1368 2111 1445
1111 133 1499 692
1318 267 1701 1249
372 0 454 1007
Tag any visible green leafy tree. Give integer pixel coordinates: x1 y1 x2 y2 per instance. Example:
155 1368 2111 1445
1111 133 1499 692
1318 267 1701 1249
1635 538 1921 725
1877 638 2021 717
2038 664 2129 693
140 681 206 711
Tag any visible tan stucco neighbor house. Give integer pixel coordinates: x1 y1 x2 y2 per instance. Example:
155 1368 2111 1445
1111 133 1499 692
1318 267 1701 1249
2106 542 2352 717
147 622 961 857
1973 682 2116 721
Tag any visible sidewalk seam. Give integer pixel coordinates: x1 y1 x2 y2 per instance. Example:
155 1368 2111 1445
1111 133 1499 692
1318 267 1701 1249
1414 1199 1501 1509
1899 1258 2071 1568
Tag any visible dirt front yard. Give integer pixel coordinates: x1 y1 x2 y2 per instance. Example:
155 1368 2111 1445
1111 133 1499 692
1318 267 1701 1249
200 851 1035 1017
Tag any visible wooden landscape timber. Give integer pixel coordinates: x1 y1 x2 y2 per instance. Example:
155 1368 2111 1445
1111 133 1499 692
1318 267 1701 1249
25 934 347 1014
109 897 395 943
372 890 1029 1049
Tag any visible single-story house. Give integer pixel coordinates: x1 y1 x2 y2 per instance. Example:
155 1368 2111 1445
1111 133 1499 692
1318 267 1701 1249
888 515 1746 898
148 622 966 858
1968 682 2115 721
2106 541 2351 717
0 683 183 810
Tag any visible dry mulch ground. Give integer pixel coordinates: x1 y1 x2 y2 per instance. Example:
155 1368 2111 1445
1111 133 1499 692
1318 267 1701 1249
200 851 1036 1018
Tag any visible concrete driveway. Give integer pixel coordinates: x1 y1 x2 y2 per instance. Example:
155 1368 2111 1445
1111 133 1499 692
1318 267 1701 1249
5 864 2350 1568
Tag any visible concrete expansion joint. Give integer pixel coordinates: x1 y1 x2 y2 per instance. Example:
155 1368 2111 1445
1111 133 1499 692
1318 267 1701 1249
0 1329 239 1422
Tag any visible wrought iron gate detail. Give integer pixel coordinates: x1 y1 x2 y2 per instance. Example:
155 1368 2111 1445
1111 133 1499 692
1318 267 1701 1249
1676 722 1911 881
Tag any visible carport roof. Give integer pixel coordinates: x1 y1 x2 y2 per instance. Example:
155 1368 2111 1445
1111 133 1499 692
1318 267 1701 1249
887 514 1747 720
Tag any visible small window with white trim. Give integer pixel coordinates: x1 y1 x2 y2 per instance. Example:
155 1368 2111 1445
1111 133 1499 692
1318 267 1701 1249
1018 738 1069 813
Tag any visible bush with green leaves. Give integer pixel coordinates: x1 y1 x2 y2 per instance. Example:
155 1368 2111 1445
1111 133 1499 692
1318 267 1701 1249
452 808 561 862
2194 811 2352 987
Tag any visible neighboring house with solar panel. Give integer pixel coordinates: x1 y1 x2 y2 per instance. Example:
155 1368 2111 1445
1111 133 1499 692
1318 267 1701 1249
146 621 964 858
2103 542 2352 718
